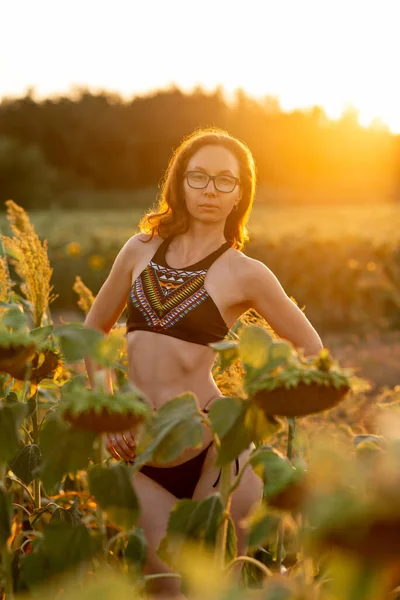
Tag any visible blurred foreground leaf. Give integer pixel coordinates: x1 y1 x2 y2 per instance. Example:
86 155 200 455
251 446 306 511
88 463 140 530
21 521 97 588
209 339 239 370
134 393 205 467
209 397 282 466
124 527 147 570
244 502 280 550
0 399 27 462
0 484 12 550
158 494 223 569
39 413 97 492
55 323 103 362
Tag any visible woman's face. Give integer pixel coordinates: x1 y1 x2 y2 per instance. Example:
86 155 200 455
183 145 242 225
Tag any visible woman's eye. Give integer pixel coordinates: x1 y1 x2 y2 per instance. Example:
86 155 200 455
192 173 207 182
218 176 232 185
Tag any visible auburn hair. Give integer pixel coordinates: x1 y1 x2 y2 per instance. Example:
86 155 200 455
137 127 257 250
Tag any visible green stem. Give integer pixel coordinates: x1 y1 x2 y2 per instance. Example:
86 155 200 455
276 418 296 572
224 555 273 578
20 425 33 444
215 462 233 569
96 437 106 545
12 503 31 517
228 446 265 496
30 388 41 509
6 476 35 503
287 417 296 461
143 573 182 583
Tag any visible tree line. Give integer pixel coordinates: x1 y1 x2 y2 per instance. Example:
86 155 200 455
0 86 398 209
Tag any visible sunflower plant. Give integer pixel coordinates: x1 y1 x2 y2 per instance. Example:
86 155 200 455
211 325 355 418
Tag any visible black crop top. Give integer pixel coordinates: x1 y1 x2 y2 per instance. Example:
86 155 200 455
126 236 231 346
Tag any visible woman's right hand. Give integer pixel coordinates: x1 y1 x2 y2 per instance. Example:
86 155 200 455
105 430 136 464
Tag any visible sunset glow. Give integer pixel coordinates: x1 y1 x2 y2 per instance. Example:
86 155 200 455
2 0 399 132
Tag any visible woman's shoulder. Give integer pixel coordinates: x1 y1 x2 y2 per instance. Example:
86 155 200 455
125 232 164 260
126 231 163 246
226 247 274 290
226 244 251 268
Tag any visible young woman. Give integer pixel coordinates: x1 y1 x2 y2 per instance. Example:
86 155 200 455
84 127 323 597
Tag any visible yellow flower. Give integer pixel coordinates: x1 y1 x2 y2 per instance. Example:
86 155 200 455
66 242 81 257
73 275 95 314
348 258 359 270
88 254 105 270
0 256 12 318
2 200 57 328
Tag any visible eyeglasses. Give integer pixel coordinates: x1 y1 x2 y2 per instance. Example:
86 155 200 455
184 171 240 193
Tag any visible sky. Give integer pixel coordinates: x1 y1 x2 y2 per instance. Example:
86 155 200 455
2 0 400 132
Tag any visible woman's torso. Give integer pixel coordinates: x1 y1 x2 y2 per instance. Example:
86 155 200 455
125 234 250 464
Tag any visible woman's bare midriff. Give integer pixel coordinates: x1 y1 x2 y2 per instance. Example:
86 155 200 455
126 329 222 467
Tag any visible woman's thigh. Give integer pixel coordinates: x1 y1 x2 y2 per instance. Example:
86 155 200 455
192 444 263 521
133 471 178 533
132 471 183 595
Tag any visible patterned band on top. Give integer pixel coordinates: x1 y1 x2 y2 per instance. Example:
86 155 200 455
129 259 210 330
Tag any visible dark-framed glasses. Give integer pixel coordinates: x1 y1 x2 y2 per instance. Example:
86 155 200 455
184 171 240 193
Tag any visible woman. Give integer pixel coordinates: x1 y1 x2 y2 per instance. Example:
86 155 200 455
84 127 323 597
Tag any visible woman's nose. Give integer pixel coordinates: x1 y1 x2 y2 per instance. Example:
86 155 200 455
204 178 217 193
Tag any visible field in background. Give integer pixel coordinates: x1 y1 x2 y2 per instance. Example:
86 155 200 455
2 199 399 393
1 199 399 247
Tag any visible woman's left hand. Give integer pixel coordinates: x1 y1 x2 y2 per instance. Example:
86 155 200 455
105 429 136 463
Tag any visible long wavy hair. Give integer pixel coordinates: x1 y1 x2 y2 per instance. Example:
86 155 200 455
138 127 257 250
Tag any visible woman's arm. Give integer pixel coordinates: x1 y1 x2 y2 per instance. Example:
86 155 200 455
83 234 144 462
242 258 323 357
83 234 140 392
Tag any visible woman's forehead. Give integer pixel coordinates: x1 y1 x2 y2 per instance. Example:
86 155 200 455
187 145 239 173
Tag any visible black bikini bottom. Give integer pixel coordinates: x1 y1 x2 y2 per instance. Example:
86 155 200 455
139 442 240 499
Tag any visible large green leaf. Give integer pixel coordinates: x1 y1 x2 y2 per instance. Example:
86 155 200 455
245 502 280 549
29 325 54 347
244 403 283 445
225 515 237 563
209 398 281 466
3 307 28 330
9 444 41 484
157 494 223 568
208 396 245 439
209 398 252 466
54 324 103 362
21 521 96 587
0 400 27 463
238 326 272 369
265 341 292 372
39 413 97 492
0 484 12 550
44 521 95 570
250 446 302 498
134 393 205 468
209 339 239 371
124 527 148 569
51 497 82 525
92 333 125 368
88 463 140 530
